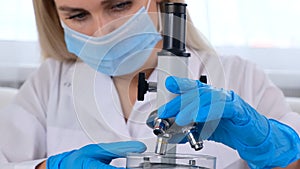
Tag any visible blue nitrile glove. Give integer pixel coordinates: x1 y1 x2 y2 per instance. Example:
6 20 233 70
158 76 300 169
47 141 146 169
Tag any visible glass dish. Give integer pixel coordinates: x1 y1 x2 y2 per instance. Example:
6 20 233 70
126 152 216 169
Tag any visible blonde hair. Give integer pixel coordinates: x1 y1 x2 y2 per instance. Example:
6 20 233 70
33 0 214 61
33 0 76 61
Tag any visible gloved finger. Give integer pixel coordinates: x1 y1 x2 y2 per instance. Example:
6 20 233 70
195 88 235 121
198 87 232 102
81 141 146 161
174 89 232 125
195 101 235 122
163 91 234 124
165 76 207 94
222 92 251 125
199 120 234 144
196 90 245 123
172 98 224 126
87 158 126 169
158 87 218 119
174 99 200 126
158 89 198 118
171 99 226 125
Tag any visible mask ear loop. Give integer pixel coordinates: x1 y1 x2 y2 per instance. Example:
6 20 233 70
146 0 152 11
157 3 163 33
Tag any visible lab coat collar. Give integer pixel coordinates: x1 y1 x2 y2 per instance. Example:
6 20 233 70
72 62 130 142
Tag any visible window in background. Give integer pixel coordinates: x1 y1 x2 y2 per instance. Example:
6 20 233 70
0 0 37 41
186 0 300 97
186 0 300 48
0 0 39 88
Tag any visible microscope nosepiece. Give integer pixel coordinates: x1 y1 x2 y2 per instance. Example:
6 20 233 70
153 119 170 136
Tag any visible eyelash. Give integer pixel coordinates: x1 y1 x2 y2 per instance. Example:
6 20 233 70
111 1 133 12
65 1 133 22
67 12 89 21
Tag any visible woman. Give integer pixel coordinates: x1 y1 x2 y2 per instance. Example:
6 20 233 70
0 0 299 168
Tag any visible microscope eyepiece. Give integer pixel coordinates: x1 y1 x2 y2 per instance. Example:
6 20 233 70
160 2 190 57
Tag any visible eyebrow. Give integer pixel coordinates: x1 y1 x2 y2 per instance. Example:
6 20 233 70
57 0 122 12
101 0 120 5
58 6 86 12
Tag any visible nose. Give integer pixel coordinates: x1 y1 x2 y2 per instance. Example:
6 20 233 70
91 15 118 37
91 14 134 37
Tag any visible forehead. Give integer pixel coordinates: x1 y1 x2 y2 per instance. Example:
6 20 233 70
54 0 143 9
54 0 103 9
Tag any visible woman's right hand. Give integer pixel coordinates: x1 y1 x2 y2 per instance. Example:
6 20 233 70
39 141 146 169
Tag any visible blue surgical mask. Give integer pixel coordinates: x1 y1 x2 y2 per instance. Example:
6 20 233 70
61 5 162 76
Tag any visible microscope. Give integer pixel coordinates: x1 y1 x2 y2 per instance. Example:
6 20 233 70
137 2 207 156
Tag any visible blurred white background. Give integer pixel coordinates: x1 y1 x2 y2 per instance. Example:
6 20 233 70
0 0 39 87
0 0 299 96
186 0 300 96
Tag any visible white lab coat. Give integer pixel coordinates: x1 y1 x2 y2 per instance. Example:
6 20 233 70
0 49 299 169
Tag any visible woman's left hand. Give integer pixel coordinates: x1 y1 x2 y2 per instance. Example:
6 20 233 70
158 76 300 169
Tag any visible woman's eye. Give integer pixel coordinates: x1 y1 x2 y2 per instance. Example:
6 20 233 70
111 1 132 12
67 12 89 21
